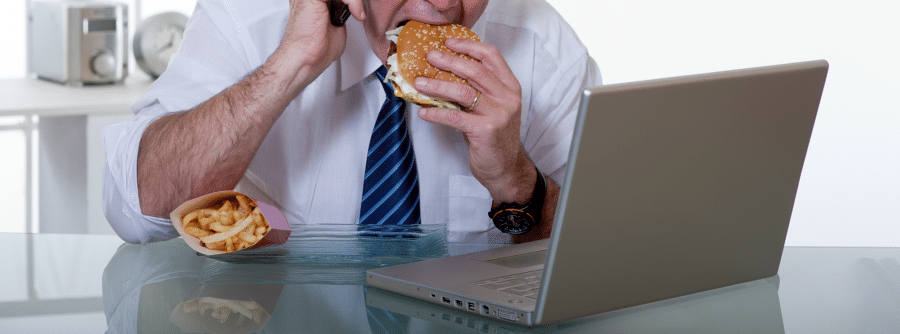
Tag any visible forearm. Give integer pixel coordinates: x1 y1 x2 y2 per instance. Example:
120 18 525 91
137 47 314 218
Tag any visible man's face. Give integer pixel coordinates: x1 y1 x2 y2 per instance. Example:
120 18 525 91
362 0 489 65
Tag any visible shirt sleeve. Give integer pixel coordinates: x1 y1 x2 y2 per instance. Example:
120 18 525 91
102 1 254 244
522 22 603 185
102 103 180 244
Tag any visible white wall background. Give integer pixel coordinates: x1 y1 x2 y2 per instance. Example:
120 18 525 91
545 0 900 247
1 0 897 246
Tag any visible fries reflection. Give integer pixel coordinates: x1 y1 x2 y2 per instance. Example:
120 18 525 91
170 284 283 334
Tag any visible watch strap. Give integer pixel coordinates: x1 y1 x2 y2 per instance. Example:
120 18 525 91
530 170 546 223
488 166 547 227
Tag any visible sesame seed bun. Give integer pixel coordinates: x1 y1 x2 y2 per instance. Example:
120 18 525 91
384 21 481 110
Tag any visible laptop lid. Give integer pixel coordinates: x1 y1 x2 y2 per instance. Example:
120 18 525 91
535 60 828 324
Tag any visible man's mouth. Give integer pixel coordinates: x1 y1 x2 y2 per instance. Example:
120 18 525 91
397 20 410 28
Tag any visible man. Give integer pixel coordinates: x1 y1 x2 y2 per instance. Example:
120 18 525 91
103 0 601 244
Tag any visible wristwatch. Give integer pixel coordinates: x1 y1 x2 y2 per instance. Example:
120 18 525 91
488 168 546 235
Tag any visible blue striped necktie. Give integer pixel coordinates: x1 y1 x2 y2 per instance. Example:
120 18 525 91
359 66 422 226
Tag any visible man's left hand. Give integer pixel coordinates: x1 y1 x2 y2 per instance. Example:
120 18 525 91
414 38 536 204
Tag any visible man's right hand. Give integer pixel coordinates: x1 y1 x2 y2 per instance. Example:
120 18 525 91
136 0 364 218
277 0 366 93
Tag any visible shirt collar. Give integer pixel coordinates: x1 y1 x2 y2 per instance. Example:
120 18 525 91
339 19 384 91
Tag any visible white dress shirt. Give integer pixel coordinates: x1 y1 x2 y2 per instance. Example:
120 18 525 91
102 0 601 244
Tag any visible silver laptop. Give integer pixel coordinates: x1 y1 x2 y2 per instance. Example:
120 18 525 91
367 60 828 326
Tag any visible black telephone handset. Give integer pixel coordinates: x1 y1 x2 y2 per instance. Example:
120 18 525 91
329 1 351 26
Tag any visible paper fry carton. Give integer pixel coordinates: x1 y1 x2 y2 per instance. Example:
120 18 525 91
170 190 290 255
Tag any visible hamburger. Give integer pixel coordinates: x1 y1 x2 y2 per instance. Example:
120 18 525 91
384 21 481 110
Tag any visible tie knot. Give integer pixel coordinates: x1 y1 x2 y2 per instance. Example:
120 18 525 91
374 66 401 101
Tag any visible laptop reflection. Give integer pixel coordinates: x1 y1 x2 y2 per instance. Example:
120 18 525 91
365 276 784 333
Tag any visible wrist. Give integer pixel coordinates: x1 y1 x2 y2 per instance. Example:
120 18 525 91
489 153 536 205
265 43 319 94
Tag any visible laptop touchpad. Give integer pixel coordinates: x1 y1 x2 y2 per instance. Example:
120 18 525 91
484 250 547 269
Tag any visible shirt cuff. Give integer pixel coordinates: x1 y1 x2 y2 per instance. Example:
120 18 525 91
102 103 180 244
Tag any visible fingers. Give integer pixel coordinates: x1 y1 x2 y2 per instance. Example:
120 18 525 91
444 38 519 92
342 0 366 22
469 91 483 110
413 50 499 111
422 49 503 95
308 0 365 24
413 76 480 110
415 81 515 137
414 39 521 115
281 0 358 82
413 38 523 144
417 107 480 134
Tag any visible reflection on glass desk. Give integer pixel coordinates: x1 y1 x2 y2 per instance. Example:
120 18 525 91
1 232 898 333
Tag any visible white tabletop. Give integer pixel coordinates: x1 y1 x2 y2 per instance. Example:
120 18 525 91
2 232 897 333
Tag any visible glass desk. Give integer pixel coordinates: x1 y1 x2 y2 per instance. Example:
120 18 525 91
1 232 898 333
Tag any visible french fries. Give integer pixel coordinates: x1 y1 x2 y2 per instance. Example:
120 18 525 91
181 297 263 325
181 194 270 252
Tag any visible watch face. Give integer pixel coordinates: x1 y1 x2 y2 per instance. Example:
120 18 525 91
493 211 534 235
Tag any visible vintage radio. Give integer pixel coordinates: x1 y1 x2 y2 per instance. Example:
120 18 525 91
28 1 128 85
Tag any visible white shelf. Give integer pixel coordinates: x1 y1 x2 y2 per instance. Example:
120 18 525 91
1 73 154 235
0 73 153 117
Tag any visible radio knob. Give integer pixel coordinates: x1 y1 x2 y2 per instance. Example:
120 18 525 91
91 52 117 78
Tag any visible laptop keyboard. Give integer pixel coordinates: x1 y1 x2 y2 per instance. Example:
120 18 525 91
473 270 544 299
